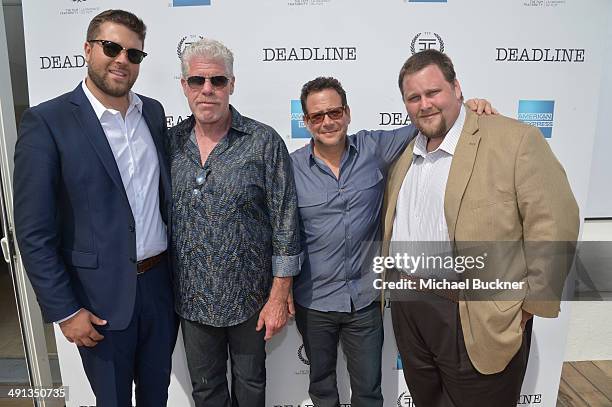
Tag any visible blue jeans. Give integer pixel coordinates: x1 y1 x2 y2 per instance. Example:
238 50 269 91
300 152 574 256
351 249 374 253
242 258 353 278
295 301 384 407
181 311 266 407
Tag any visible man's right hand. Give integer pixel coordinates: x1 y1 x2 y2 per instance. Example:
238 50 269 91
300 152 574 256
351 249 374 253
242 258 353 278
59 309 107 347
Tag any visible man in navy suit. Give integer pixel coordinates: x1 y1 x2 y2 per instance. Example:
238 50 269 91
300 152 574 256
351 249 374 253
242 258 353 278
13 9 177 406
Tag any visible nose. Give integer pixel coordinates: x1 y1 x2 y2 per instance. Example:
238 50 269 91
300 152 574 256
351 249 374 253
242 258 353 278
420 97 434 111
113 49 130 65
321 112 335 127
200 78 215 95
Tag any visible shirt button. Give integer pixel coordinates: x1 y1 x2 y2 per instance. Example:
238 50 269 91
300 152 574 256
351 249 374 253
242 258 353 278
193 189 201 197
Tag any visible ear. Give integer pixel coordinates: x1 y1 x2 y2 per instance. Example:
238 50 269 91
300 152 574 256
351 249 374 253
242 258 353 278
345 105 351 125
229 76 235 95
180 78 189 97
303 114 313 133
453 79 462 100
84 41 92 64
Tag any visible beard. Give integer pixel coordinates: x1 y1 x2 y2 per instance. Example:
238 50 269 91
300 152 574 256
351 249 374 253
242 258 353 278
414 112 448 139
87 65 135 98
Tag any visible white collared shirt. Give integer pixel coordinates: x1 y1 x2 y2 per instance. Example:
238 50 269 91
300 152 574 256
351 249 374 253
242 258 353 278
82 80 167 261
390 106 466 277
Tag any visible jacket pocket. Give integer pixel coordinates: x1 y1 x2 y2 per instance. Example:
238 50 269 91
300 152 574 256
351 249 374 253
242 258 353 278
61 249 98 269
492 286 526 312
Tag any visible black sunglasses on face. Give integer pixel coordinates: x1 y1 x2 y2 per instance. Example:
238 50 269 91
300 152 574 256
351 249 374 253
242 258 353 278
305 106 346 125
186 75 230 90
88 39 147 64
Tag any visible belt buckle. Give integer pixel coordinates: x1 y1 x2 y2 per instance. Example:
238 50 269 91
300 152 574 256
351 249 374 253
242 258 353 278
137 259 145 275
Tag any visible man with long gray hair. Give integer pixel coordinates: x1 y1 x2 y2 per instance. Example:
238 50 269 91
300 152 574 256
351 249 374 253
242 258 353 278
168 38 301 406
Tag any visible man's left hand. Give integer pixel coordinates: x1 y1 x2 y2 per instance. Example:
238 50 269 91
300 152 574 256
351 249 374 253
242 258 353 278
256 297 288 341
465 98 499 115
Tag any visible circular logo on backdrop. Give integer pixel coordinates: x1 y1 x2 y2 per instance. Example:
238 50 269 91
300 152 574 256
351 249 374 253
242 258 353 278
410 32 445 54
397 391 414 407
177 35 205 59
297 344 310 365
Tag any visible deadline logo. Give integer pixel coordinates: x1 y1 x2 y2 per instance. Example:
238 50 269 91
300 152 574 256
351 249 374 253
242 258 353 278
291 100 310 139
397 391 415 407
263 46 357 62
171 0 212 6
517 100 555 138
39 55 85 70
380 112 411 126
411 32 445 54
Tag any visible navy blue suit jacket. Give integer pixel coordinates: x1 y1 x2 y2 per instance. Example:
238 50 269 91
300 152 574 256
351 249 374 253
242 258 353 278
13 84 172 330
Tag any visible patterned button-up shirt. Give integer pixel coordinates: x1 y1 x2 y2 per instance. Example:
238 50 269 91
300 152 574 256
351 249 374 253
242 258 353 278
168 106 301 327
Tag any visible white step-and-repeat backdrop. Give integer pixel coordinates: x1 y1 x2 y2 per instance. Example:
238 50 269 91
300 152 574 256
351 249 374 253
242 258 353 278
20 1 610 406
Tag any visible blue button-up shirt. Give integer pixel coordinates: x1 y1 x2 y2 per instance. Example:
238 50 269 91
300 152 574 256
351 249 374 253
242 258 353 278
291 126 417 312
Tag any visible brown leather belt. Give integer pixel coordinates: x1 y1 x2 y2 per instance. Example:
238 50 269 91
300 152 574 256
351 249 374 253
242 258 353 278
137 251 167 275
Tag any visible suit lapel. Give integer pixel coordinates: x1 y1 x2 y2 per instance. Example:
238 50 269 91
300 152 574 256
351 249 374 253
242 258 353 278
69 85 130 206
141 101 170 204
444 109 480 241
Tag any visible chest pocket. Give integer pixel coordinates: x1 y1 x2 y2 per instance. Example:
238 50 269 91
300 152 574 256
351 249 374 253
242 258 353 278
353 170 383 191
297 191 328 227
297 192 328 208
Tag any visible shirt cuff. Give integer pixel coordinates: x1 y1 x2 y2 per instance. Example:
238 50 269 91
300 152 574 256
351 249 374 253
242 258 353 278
272 252 303 277
55 308 82 324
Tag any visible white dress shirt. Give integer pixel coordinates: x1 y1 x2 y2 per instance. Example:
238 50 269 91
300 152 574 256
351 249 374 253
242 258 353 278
57 81 168 324
390 106 466 278
82 80 167 260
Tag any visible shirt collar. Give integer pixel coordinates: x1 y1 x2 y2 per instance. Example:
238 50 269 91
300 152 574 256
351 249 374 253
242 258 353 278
81 78 142 120
228 104 247 134
307 134 357 166
413 105 466 158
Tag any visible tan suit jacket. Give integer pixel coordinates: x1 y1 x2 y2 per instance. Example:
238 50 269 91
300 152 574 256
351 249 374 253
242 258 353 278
381 109 579 374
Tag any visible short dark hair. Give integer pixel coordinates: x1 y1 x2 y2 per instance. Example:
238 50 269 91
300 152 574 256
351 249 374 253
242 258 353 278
398 49 456 98
300 77 348 115
87 9 147 44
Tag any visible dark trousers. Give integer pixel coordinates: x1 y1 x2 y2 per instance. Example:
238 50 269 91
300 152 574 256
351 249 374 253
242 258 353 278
391 290 531 407
181 311 266 407
295 302 384 407
78 259 178 407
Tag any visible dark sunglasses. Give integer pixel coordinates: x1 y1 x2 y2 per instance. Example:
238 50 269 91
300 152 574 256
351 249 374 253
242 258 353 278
186 75 230 90
305 106 346 125
88 39 147 64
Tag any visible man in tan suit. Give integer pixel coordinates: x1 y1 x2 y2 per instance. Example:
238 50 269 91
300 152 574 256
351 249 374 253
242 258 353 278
381 50 579 406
